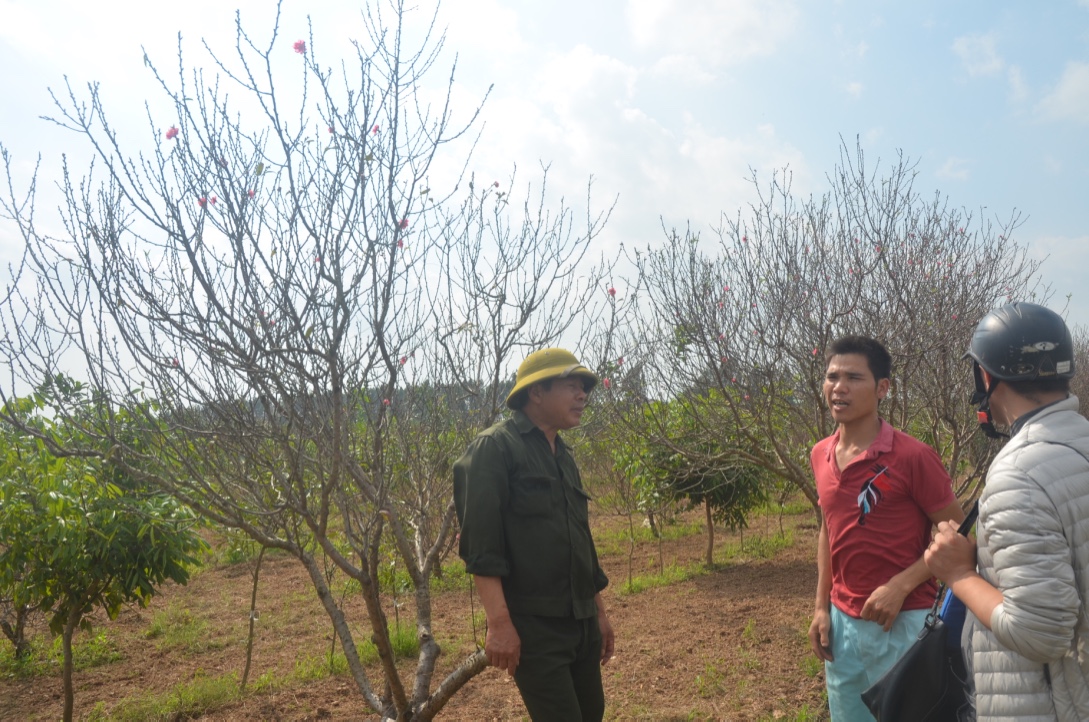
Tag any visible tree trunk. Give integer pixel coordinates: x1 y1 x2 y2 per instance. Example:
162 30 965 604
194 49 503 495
61 605 82 722
411 650 488 721
299 554 384 712
0 604 32 659
240 546 265 691
704 497 715 567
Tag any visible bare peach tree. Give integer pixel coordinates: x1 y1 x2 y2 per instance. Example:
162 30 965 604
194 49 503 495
624 140 1047 514
1070 324 1089 418
0 1 610 719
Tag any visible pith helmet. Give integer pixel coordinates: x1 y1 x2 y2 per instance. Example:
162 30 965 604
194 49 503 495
506 348 598 409
965 302 1075 382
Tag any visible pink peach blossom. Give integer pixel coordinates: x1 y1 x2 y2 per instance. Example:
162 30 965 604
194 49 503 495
165 126 179 140
399 218 409 229
197 197 207 208
372 124 380 134
608 287 616 296
293 40 307 54
383 398 391 406
603 378 611 390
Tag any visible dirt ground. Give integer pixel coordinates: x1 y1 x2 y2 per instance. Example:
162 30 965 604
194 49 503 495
0 510 828 721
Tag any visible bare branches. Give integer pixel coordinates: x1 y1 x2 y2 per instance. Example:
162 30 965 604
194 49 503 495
621 139 1044 508
0 2 611 719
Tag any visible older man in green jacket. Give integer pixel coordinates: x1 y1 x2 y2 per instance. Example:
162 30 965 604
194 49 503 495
454 348 615 722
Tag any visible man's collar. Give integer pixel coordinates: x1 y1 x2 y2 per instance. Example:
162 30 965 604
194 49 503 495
825 418 893 462
1009 396 1070 437
511 409 566 448
511 409 537 434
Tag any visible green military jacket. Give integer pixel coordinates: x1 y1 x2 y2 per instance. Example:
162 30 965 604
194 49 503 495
453 411 608 619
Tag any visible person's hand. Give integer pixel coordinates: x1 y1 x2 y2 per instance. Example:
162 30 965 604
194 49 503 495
925 520 977 585
598 611 615 665
861 584 907 632
808 608 834 661
484 617 521 676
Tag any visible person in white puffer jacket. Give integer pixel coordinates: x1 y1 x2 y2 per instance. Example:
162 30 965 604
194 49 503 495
926 301 1089 721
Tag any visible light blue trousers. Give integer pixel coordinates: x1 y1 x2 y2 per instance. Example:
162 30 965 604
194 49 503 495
825 604 930 721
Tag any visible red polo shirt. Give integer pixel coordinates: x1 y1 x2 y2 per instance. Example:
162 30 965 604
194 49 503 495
812 419 956 617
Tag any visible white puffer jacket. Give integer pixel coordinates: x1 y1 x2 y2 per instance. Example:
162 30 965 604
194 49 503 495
965 395 1089 721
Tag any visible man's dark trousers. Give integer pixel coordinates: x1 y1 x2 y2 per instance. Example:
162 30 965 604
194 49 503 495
511 613 604 721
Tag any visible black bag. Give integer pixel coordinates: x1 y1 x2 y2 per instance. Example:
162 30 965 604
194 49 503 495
860 504 978 722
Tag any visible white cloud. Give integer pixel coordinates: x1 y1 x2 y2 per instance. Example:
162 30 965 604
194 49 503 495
1037 62 1089 124
649 55 716 85
625 0 799 67
1026 233 1089 326
1007 65 1028 103
862 127 884 147
936 157 971 181
437 0 525 57
846 81 864 98
952 32 1004 77
455 38 809 261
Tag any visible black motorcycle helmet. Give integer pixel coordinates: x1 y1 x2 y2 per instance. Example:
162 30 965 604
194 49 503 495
964 301 1075 438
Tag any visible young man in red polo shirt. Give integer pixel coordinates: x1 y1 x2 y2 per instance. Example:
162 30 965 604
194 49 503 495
807 335 964 720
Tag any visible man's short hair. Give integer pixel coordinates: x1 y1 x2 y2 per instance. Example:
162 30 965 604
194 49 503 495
508 379 554 411
1005 377 1071 398
826 335 893 382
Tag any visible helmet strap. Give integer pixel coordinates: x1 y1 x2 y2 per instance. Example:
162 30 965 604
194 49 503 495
971 363 1009 440
976 393 1009 440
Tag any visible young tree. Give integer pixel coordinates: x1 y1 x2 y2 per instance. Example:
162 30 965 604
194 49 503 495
614 394 768 568
0 2 611 719
0 378 203 722
629 139 1047 515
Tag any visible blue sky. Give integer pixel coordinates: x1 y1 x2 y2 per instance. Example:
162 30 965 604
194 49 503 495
2 0 1087 321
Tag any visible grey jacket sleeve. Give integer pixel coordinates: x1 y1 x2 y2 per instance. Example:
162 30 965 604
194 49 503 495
982 451 1080 662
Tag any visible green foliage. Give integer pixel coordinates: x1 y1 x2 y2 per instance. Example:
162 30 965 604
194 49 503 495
592 520 703 557
144 604 227 654
615 562 708 595
0 629 123 678
294 651 350 681
616 392 769 531
89 671 245 721
801 654 823 678
0 379 207 719
217 531 264 566
719 531 794 562
0 381 206 634
695 661 726 698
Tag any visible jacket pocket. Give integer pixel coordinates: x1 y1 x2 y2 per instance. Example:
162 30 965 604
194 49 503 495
509 475 555 517
570 484 592 522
